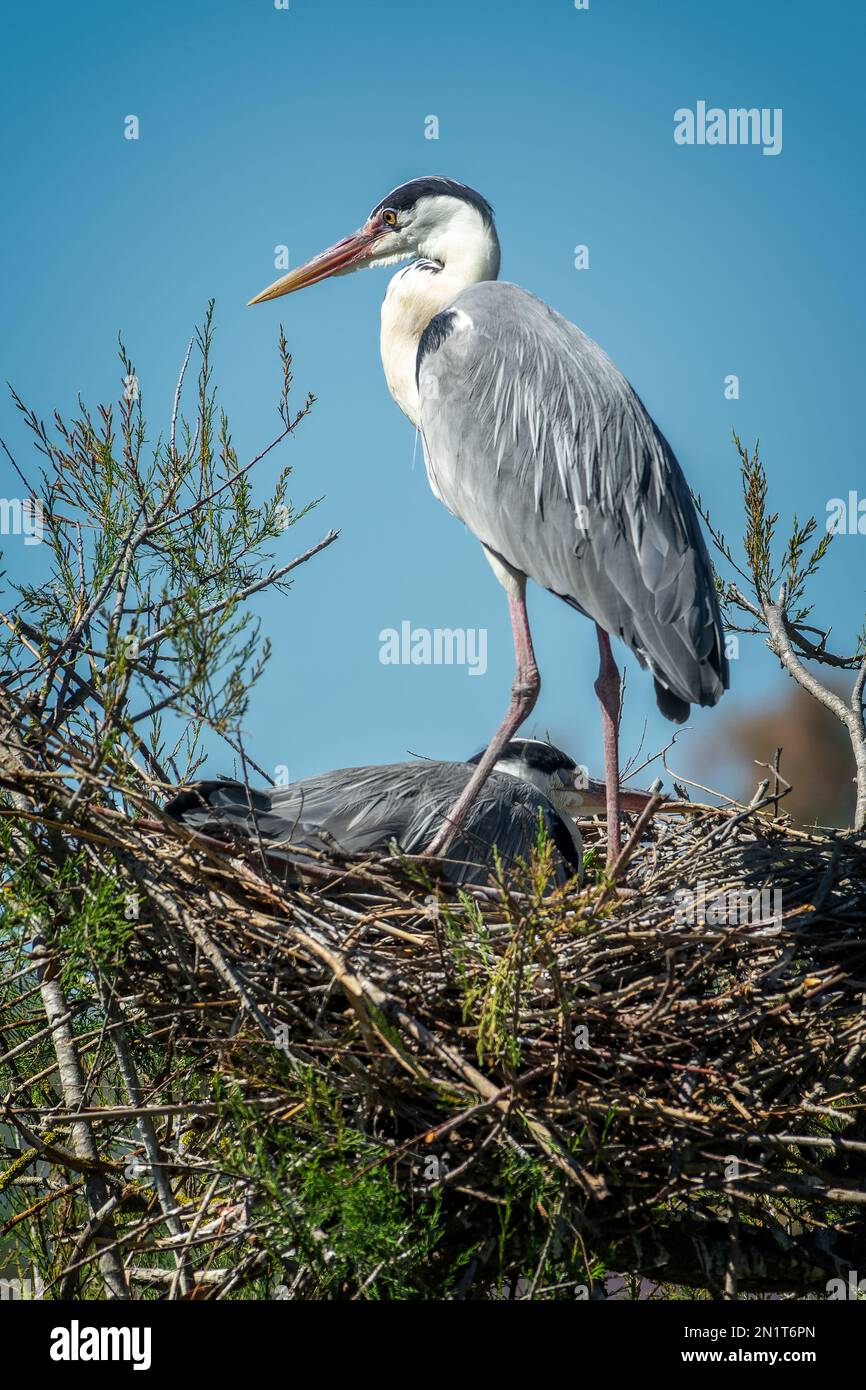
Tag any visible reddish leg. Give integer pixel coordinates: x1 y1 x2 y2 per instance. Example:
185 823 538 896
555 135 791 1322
595 625 622 866
426 588 540 857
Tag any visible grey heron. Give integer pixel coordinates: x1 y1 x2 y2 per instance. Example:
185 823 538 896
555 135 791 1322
166 738 654 888
250 176 728 864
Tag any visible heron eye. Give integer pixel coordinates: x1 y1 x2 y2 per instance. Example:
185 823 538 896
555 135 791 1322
382 208 398 227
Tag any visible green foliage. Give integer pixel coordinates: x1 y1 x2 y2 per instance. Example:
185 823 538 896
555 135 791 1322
694 433 836 635
693 432 865 831
218 1077 446 1299
0 303 327 790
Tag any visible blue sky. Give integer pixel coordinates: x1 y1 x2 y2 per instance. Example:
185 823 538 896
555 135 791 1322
1 0 863 793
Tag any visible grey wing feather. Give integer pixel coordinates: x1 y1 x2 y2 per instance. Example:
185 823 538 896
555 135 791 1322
167 762 581 887
170 764 436 855
417 282 728 715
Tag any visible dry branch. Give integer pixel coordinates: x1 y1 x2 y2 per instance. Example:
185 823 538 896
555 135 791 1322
2 723 864 1298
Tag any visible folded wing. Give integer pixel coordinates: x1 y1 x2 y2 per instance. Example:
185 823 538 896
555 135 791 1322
166 761 582 887
416 282 728 719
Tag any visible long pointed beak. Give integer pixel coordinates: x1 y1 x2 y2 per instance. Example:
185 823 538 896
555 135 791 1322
578 776 663 814
248 222 382 305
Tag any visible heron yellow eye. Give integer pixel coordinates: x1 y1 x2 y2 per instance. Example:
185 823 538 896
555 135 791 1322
382 209 397 227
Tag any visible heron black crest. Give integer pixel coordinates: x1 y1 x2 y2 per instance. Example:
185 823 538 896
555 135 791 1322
371 176 494 227
469 738 577 776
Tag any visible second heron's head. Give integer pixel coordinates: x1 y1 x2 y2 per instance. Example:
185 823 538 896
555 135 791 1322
249 176 500 305
479 738 658 820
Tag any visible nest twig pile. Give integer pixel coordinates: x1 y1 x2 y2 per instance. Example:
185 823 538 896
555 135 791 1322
2 724 865 1300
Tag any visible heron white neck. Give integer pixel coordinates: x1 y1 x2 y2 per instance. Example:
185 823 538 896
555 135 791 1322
380 207 500 426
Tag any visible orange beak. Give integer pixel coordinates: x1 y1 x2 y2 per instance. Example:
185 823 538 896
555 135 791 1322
579 776 663 814
248 219 384 305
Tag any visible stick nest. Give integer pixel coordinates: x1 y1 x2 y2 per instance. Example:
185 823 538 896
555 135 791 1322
3 758 866 1299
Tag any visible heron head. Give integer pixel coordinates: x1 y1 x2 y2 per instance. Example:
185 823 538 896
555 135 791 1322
480 738 659 819
249 176 499 306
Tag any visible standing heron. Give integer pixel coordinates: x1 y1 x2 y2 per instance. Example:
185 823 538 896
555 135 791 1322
250 176 728 864
166 738 655 888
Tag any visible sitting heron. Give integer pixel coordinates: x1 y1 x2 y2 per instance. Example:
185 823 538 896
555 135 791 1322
166 738 655 888
250 176 727 863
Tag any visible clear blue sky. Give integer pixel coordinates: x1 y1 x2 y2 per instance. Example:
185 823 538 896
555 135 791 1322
1 0 863 792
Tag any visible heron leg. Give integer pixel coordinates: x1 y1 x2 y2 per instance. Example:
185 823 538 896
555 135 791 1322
594 625 622 866
425 590 540 858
